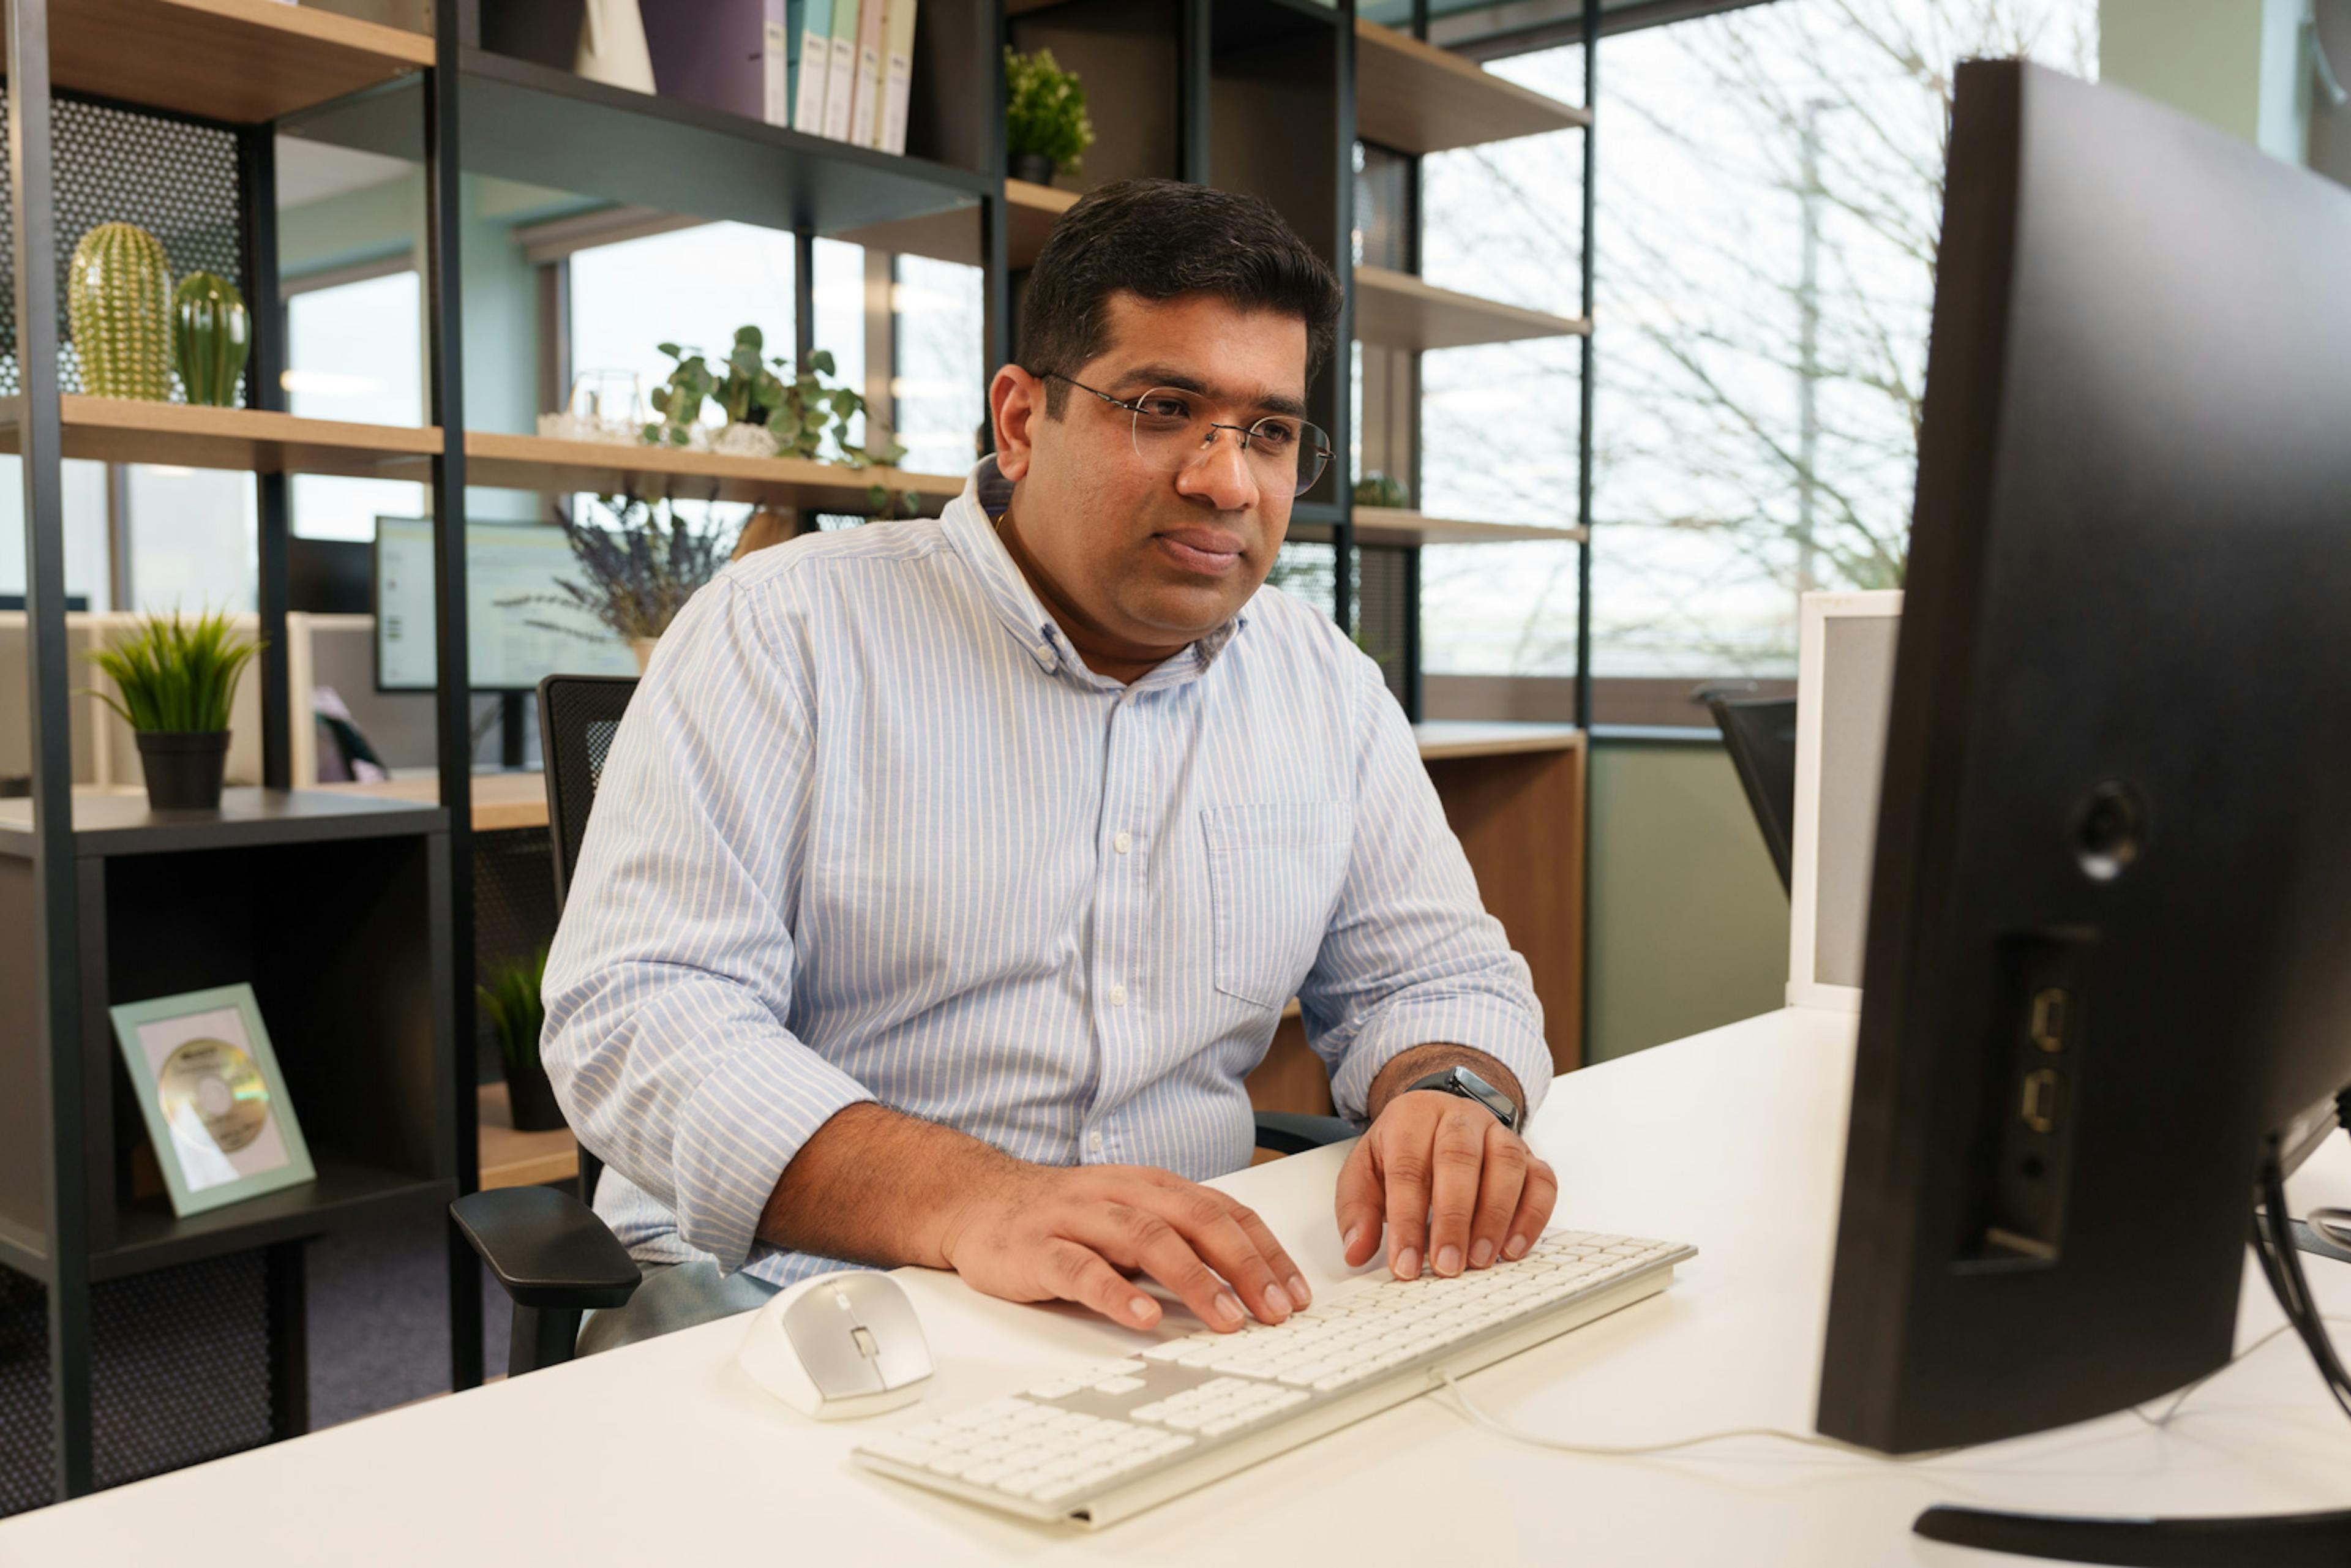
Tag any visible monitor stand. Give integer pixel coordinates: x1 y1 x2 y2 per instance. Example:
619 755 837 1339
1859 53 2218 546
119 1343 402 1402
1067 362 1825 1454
1909 1161 2351 1567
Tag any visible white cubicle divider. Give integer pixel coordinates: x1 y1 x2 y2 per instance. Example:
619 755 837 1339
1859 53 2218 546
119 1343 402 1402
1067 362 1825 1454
1787 590 1901 1011
1 612 438 792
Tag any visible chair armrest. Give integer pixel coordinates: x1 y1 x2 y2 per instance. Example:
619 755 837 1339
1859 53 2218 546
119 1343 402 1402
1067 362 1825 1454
1251 1111 1355 1157
451 1187 643 1311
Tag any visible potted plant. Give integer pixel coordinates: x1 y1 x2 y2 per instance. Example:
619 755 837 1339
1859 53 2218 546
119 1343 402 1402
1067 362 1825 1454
478 945 565 1133
518 496 738 670
1003 46 1094 185
85 611 263 812
644 331 921 516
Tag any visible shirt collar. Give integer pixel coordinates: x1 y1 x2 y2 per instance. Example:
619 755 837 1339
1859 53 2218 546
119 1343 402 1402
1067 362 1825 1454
939 456 1248 685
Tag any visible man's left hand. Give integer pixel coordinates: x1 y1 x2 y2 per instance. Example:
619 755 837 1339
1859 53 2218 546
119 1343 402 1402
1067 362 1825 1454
1333 1089 1556 1281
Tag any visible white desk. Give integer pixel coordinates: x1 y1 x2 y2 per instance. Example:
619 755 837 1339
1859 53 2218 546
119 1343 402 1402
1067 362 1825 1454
9 1006 2351 1565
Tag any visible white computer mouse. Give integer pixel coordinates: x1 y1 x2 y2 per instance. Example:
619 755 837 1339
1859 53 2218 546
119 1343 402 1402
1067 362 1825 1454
738 1267 933 1420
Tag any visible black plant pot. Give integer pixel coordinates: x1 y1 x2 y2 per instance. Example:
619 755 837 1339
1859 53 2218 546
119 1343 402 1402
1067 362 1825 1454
135 730 230 811
1009 151 1054 186
504 1059 568 1133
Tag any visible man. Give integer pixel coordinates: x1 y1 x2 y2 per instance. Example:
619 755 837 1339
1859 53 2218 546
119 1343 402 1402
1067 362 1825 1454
543 177 1558 1349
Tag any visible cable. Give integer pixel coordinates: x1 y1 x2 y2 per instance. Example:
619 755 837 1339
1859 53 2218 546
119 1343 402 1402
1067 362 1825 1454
1433 1369 1959 1463
2255 1160 2351 1427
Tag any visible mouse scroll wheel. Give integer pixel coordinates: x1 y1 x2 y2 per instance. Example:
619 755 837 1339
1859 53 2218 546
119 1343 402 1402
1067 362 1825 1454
851 1325 880 1360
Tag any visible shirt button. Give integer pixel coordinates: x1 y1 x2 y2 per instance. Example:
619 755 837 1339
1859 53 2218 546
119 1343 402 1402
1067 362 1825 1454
1089 1131 1106 1153
1112 831 1133 855
1108 983 1128 1008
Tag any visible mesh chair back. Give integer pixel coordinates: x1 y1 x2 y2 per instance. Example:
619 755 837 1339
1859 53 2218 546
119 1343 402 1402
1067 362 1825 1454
536 674 638 1204
1704 695 1798 894
538 675 638 912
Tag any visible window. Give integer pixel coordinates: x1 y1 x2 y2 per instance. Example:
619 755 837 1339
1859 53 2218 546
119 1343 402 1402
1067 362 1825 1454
1412 0 2097 719
288 266 426 542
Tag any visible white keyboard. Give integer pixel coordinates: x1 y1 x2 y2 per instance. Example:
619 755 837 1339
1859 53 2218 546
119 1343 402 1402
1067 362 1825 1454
852 1228 1695 1526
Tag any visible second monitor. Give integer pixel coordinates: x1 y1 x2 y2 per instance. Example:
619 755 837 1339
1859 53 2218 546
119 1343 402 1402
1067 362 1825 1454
374 517 638 693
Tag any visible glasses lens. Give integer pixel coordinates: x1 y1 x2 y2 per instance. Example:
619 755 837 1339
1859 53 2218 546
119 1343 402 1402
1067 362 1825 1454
1126 389 1333 497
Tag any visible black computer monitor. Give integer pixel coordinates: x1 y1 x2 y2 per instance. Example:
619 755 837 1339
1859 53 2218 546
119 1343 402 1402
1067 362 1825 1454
1813 55 2351 1543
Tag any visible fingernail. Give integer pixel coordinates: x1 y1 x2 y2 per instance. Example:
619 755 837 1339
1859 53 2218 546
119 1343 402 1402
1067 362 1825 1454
1504 1233 1530 1259
1395 1247 1421 1280
1343 1225 1362 1255
1471 1239 1495 1269
1214 1291 1245 1326
1288 1274 1312 1307
1264 1283 1292 1318
1130 1296 1158 1324
1436 1245 1462 1277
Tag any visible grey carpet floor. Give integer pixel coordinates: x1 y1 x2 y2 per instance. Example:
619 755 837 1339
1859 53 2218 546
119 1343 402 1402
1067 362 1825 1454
308 1202 512 1428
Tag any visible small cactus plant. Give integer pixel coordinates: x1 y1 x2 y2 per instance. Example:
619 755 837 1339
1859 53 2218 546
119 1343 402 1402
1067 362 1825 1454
173 271 250 407
67 222 173 401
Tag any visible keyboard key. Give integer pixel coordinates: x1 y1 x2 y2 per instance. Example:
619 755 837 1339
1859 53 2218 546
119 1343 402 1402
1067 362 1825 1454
1139 1340 1195 1362
1092 1375 1147 1395
1025 1378 1086 1400
962 1460 1019 1487
1097 1359 1147 1376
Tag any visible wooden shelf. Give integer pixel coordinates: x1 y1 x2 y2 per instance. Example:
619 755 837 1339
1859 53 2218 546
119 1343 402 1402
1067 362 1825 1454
1411 722 1585 762
1008 178 1081 269
479 1083 580 1193
1303 508 1587 547
463 432 966 512
1356 20 1589 155
0 397 440 482
0 0 432 124
1354 266 1590 351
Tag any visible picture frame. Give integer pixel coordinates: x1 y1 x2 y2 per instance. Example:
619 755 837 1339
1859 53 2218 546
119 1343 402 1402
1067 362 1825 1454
108 983 316 1218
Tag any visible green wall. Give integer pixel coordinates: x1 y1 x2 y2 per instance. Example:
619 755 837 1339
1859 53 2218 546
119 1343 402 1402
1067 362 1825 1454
1585 735 1790 1062
2100 0 2312 162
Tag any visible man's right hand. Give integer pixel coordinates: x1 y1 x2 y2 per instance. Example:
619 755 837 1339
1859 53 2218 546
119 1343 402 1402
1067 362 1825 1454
936 1162 1310 1333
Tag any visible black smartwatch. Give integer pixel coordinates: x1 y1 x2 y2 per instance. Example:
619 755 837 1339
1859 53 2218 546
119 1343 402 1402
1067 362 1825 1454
1398 1063 1521 1132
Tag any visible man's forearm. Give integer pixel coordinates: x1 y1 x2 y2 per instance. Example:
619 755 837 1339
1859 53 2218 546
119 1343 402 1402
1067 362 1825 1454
755 1101 1027 1269
1365 1043 1528 1124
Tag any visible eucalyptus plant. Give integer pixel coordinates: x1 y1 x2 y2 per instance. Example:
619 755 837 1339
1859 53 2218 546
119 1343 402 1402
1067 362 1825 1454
644 328 920 516
83 610 263 733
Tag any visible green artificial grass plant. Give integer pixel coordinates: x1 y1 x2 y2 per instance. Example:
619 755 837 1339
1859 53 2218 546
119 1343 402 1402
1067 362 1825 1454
84 610 263 733
478 944 550 1078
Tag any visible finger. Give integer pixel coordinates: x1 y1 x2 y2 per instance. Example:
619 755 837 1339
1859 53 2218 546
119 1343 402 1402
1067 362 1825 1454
1502 1157 1560 1261
1425 1106 1490 1278
1216 1192 1312 1309
1043 1239 1162 1330
1468 1123 1529 1270
1334 1138 1386 1269
1381 1115 1434 1280
1083 1204 1248 1333
1146 1186 1293 1324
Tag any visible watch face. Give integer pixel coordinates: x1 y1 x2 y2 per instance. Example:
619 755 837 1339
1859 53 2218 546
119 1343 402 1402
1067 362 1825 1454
1446 1067 1517 1130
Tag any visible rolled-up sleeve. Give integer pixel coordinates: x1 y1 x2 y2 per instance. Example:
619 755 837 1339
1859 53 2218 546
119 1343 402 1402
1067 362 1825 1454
540 571 871 1271
1299 650 1553 1125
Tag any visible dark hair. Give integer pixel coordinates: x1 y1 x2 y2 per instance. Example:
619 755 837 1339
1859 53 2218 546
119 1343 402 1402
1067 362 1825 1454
1018 177 1343 418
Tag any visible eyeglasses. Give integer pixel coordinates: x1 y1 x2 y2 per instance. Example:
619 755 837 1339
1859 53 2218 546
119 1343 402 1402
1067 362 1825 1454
1043 372 1333 498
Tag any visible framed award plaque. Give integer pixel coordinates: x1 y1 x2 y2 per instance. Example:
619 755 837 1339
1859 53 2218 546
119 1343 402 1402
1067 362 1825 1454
108 984 316 1217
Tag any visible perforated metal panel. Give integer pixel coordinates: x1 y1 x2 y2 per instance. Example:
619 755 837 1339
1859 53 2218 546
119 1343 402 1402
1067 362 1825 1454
0 1252 277 1515
1267 540 1411 707
0 1268 49 1518
1355 542 1412 707
0 88 248 400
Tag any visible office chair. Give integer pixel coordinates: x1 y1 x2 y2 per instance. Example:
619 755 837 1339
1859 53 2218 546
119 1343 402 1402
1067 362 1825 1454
1697 688 1798 895
456 673 1352 1376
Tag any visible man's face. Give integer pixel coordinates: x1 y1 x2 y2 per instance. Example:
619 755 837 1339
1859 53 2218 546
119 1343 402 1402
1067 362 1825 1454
991 292 1310 660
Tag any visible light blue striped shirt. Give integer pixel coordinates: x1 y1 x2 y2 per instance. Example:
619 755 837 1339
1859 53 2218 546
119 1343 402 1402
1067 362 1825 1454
541 457 1551 1288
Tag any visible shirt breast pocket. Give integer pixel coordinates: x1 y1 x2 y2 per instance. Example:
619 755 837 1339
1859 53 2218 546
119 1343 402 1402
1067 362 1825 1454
1200 801 1352 1010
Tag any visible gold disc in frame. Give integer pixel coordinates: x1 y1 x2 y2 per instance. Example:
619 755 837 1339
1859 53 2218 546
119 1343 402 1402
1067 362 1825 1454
157 1037 271 1155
